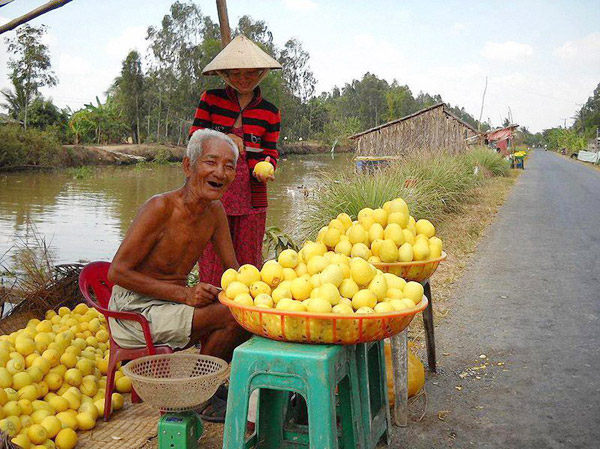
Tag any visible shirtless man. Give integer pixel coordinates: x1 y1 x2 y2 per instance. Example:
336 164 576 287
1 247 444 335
108 129 248 362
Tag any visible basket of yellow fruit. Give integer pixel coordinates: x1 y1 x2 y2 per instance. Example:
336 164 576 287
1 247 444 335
219 246 428 345
315 197 446 282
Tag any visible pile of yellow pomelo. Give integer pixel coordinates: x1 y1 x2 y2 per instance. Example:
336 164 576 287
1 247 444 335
222 247 425 316
0 304 132 448
315 197 443 264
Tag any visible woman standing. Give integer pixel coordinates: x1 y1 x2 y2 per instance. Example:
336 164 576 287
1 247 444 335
189 35 282 287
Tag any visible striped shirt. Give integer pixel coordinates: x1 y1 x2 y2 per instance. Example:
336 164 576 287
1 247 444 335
189 86 280 208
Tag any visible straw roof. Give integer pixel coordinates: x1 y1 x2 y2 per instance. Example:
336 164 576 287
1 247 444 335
203 35 282 75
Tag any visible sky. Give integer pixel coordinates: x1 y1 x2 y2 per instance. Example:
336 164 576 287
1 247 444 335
0 0 599 133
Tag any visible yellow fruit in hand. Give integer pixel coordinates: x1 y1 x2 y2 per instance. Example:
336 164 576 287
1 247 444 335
220 268 238 290
351 289 377 310
55 428 78 449
253 160 274 178
403 282 424 304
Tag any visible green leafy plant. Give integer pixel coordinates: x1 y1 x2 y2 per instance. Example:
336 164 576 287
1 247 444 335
263 226 299 259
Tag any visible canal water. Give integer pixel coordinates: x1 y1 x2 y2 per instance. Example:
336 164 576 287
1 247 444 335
0 153 353 270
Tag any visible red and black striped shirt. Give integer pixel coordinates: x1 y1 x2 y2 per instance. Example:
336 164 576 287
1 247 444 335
189 86 280 208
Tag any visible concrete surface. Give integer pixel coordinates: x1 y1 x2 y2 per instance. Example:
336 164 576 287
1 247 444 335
394 150 600 448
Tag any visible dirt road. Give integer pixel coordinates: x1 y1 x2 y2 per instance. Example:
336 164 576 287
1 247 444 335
394 150 600 448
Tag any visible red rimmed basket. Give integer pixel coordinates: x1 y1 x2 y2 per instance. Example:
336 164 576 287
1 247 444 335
218 291 428 345
373 251 447 282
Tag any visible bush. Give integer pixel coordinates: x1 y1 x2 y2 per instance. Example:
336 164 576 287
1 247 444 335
0 124 65 169
466 146 510 177
303 149 505 239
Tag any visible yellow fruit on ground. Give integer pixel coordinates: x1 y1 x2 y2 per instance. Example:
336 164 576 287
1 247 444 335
41 350 60 368
93 398 106 416
59 353 77 369
12 372 33 391
350 258 375 286
351 290 377 310
55 412 78 431
80 377 97 397
15 338 36 357
11 434 31 449
398 243 414 262
4 388 18 402
73 303 89 315
18 385 38 401
0 389 7 406
47 396 69 413
233 293 254 307
55 428 78 449
43 373 62 391
61 392 80 410
28 424 48 444
225 281 249 299
403 282 424 303
0 416 20 437
220 268 238 290
78 401 99 420
0 368 12 389
249 281 271 298
3 400 21 417
237 264 261 285
415 219 435 238
40 415 62 438
64 369 82 387
76 411 96 430
111 393 124 410
6 358 24 375
17 399 33 415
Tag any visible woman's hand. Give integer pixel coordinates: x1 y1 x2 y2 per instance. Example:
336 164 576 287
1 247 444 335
254 156 276 183
184 283 220 307
227 133 245 155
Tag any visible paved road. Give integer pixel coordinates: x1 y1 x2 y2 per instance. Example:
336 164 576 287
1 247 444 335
395 150 600 448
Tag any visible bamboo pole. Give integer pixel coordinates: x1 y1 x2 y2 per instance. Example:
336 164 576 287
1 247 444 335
216 0 232 48
0 0 73 35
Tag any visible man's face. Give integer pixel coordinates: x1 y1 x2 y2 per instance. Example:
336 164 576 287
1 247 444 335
184 138 237 201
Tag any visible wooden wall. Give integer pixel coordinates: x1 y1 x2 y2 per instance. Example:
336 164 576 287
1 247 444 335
355 106 479 159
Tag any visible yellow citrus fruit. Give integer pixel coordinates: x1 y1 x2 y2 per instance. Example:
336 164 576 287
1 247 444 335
40 415 62 438
41 349 60 368
47 395 69 413
55 411 78 431
76 411 96 430
11 434 31 449
225 281 249 299
31 357 51 376
232 293 253 307
55 428 78 449
351 289 377 310
237 264 261 285
17 385 38 402
403 282 424 303
73 303 89 315
0 416 21 436
15 338 36 356
253 160 274 177
260 261 284 288
111 392 124 410
12 372 33 391
64 369 82 387
27 423 48 444
3 400 22 417
278 249 299 269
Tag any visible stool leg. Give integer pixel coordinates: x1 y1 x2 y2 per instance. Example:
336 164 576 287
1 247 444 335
390 330 408 427
422 279 437 373
338 349 364 449
223 376 252 449
375 342 392 445
256 388 288 449
307 379 338 449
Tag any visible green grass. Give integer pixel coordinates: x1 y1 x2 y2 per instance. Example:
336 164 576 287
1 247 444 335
302 147 509 240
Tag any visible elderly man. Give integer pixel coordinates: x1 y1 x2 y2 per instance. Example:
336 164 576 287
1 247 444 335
108 129 248 363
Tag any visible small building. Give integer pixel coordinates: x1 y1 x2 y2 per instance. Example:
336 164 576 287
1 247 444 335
485 125 519 157
349 103 481 167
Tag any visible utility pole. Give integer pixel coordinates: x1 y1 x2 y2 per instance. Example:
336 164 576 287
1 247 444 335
478 76 488 132
216 0 232 48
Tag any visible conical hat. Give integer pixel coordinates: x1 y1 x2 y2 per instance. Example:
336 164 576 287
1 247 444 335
203 35 282 75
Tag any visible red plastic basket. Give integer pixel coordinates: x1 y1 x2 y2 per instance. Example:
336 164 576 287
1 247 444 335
218 292 428 345
373 251 447 282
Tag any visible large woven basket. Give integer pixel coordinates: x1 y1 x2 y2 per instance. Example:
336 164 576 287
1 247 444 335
122 354 229 412
219 292 428 345
373 252 447 282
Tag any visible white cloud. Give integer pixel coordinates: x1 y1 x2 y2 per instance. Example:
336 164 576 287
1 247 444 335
57 53 92 77
555 32 600 63
482 41 534 62
451 22 467 36
105 26 147 60
283 0 317 11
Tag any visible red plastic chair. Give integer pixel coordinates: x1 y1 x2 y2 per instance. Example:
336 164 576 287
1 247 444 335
78 261 173 421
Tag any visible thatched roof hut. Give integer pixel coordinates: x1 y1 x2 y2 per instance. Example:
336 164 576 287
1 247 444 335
350 103 481 161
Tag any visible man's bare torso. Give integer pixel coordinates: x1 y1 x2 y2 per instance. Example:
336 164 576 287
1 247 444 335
136 190 220 285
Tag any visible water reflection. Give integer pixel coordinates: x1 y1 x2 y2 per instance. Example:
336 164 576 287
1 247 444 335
0 153 353 268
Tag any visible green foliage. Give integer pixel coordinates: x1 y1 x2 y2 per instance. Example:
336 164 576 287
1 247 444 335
302 150 504 239
69 96 127 144
68 166 94 179
543 128 587 152
0 124 64 168
4 25 57 130
573 82 600 139
466 146 510 177
263 226 299 259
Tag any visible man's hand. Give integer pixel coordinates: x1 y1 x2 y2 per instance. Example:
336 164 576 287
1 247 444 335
227 133 245 155
185 283 220 307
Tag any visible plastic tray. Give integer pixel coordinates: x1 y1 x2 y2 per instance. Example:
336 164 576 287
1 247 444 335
218 292 428 345
373 251 447 282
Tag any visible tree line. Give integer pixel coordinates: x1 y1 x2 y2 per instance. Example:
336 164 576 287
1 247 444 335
2 1 598 153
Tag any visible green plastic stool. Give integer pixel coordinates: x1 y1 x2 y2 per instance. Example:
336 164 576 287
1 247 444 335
355 341 392 448
223 337 364 449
